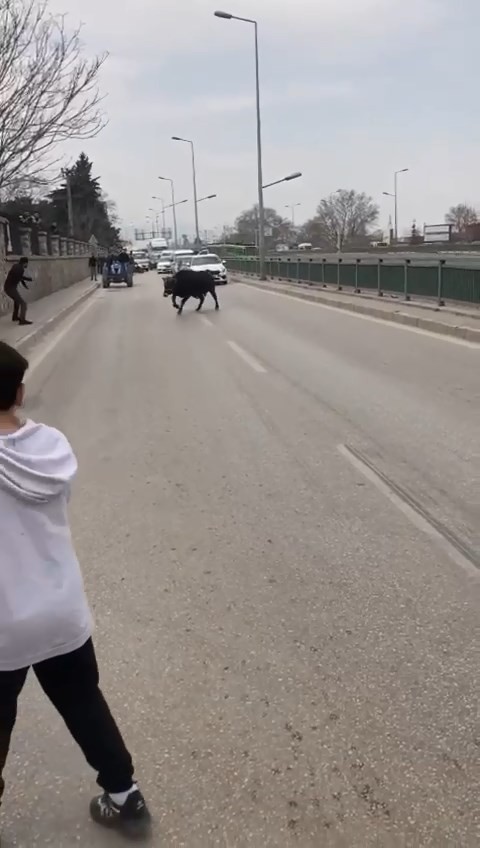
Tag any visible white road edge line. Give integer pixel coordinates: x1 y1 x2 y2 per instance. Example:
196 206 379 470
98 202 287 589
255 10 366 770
227 340 266 373
236 283 479 349
200 316 213 328
337 443 479 579
27 296 97 379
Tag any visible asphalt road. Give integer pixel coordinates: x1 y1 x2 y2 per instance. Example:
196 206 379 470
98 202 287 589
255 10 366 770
2 273 479 847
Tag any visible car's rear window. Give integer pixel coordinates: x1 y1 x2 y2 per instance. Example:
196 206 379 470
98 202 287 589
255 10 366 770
192 255 221 265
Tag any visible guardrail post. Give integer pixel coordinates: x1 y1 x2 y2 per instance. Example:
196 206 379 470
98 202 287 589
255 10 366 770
322 258 326 286
296 256 300 282
377 258 383 296
337 257 343 291
437 260 446 306
404 259 411 301
355 258 361 293
308 258 312 283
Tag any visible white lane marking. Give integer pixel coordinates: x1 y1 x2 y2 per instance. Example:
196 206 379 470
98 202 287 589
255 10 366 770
227 340 266 373
236 283 479 349
27 297 97 378
200 316 213 327
337 443 479 579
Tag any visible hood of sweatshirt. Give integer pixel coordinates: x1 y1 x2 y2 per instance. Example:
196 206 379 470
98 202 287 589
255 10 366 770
0 420 77 503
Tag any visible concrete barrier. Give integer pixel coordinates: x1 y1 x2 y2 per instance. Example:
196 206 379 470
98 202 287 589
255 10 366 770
0 255 92 318
0 215 101 318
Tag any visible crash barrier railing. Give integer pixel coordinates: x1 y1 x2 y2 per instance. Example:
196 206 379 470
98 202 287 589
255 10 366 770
227 256 480 306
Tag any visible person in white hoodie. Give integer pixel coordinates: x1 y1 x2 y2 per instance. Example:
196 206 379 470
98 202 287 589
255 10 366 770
0 341 151 839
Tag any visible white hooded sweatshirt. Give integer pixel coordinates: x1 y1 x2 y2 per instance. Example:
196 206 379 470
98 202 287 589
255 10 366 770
0 420 93 671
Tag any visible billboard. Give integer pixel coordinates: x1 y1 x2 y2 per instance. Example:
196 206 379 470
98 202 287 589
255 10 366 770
424 223 452 243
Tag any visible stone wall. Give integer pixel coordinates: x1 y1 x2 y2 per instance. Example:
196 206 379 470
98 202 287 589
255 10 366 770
0 216 100 318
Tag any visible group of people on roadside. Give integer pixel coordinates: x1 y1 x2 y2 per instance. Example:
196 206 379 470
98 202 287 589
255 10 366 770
3 251 135 326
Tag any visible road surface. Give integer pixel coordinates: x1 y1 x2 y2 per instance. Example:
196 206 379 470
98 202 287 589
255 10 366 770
2 273 479 847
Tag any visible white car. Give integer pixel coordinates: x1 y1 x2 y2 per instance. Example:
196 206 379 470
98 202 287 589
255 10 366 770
157 249 194 274
156 251 174 274
189 254 228 284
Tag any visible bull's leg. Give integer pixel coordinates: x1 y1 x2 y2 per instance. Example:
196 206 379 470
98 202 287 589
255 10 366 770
195 294 206 312
210 287 220 310
172 294 179 310
178 295 190 315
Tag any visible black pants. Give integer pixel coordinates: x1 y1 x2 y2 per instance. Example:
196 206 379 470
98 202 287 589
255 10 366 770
4 285 27 322
0 639 134 806
90 268 97 281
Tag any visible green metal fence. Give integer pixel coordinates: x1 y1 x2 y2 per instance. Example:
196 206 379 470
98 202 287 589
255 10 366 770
227 256 480 305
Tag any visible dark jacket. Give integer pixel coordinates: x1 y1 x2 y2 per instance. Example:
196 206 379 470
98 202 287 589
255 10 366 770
4 263 31 292
88 256 97 268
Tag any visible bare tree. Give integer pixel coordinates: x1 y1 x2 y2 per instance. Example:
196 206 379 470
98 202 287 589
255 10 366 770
0 0 107 195
303 189 378 250
445 203 478 234
233 205 294 249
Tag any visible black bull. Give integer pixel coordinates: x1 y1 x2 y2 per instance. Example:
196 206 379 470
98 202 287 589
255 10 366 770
170 269 220 315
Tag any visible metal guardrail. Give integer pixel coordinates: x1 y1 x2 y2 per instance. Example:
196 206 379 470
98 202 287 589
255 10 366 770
227 256 480 306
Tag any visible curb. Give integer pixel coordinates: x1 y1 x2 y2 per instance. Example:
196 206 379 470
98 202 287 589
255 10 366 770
234 277 480 344
11 283 99 355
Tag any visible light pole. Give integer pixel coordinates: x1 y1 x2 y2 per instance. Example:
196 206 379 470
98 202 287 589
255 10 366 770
263 171 302 189
197 194 217 204
152 196 166 237
215 10 266 278
286 203 301 226
158 177 179 252
148 208 160 237
172 136 200 246
383 168 408 242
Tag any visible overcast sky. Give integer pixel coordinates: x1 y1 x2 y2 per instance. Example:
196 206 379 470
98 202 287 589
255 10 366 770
54 0 479 240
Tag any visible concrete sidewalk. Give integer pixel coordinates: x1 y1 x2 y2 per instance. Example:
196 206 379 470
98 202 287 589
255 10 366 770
0 277 98 353
233 274 480 343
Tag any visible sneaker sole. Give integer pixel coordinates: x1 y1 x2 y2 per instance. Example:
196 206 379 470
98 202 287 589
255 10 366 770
90 804 152 840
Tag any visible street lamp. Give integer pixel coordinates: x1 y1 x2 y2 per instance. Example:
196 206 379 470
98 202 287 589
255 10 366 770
286 203 301 226
158 176 179 251
148 208 160 237
197 194 217 203
172 136 200 245
215 10 266 278
152 196 167 237
383 168 408 241
263 172 302 189
165 199 188 209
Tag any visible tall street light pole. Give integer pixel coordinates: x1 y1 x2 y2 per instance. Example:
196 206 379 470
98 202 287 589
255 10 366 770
158 177 178 251
152 196 166 237
215 10 266 279
172 137 200 246
197 194 217 204
383 168 408 242
263 171 302 189
286 202 301 226
148 208 160 237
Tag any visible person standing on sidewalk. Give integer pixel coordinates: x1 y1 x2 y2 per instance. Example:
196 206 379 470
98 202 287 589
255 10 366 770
0 341 152 840
3 257 32 325
88 254 97 281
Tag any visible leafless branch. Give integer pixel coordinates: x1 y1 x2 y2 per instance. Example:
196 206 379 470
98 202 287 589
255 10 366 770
0 0 107 193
